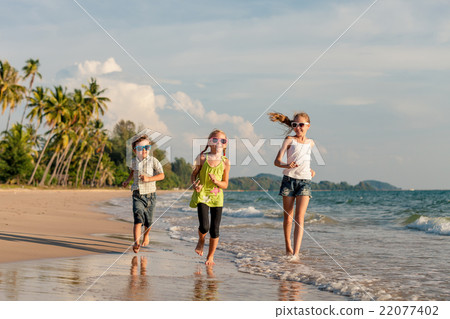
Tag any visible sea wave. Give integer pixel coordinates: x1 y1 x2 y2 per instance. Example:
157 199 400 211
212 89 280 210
305 212 338 225
232 252 390 301
168 226 197 242
222 206 264 218
404 214 450 236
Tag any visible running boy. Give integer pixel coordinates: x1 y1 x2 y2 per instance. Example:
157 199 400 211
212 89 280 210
123 135 165 253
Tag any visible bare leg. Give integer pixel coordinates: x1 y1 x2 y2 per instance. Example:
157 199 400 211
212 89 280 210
195 229 207 256
131 256 138 275
293 196 310 256
282 196 295 255
133 223 142 253
140 256 147 275
142 226 151 246
206 237 219 265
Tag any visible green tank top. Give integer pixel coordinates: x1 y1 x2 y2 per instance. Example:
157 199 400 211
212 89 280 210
189 154 226 208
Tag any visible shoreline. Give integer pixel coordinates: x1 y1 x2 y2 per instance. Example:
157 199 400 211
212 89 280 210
0 188 350 301
0 229 348 301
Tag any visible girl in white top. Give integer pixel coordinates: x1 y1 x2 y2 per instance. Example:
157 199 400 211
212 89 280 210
269 111 315 258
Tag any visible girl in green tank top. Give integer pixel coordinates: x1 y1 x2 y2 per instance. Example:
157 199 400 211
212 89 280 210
190 129 231 266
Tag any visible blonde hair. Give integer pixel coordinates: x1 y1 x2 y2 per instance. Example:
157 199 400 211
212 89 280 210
200 129 227 156
268 111 310 135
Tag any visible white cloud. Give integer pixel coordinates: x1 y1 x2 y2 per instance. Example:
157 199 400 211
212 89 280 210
100 79 169 134
61 58 168 134
205 110 260 141
170 91 206 119
77 57 122 76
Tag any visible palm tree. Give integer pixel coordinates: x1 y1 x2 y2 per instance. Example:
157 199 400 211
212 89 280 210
83 77 110 118
26 86 48 130
60 89 92 186
38 134 62 186
21 59 42 124
74 139 90 188
23 124 40 158
90 119 110 187
98 156 116 187
48 124 72 186
80 138 96 187
26 86 48 148
0 60 26 130
28 86 70 185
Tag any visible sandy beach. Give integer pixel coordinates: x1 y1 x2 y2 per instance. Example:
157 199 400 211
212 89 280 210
0 188 133 263
0 188 348 301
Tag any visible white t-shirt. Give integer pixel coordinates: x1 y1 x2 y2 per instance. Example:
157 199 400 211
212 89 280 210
282 139 313 180
131 155 163 194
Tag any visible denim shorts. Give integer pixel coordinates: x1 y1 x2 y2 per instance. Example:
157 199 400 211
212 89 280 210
132 190 156 227
279 175 312 198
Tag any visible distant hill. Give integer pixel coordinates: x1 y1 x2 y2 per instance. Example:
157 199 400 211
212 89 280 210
227 174 400 191
361 180 401 190
228 173 280 191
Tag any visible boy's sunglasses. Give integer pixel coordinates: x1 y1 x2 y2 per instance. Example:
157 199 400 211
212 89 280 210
209 137 227 144
134 145 151 151
291 122 309 128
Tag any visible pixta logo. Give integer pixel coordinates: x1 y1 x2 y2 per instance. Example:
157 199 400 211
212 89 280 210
191 138 325 166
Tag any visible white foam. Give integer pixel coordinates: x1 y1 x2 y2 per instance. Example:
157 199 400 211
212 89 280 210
222 206 264 218
407 216 450 236
232 251 399 300
168 226 197 242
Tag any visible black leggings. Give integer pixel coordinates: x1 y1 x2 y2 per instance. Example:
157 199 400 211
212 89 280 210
197 203 223 238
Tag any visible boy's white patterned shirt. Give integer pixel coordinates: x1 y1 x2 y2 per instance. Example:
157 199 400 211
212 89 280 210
131 155 163 194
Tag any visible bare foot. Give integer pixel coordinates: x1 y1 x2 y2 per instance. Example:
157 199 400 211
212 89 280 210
195 238 205 256
205 258 215 266
286 248 294 256
142 236 150 247
133 243 140 253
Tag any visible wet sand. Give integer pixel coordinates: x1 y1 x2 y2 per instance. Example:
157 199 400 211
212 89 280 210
0 229 348 301
0 188 348 301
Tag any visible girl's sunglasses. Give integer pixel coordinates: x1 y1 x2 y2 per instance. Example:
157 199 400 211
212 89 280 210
134 145 151 151
209 137 227 144
291 122 309 128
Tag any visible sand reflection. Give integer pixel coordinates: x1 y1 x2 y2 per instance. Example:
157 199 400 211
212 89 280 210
279 280 305 301
127 256 150 300
193 265 218 301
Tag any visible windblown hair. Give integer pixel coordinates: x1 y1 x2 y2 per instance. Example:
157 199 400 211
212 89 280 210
200 129 227 156
268 111 310 135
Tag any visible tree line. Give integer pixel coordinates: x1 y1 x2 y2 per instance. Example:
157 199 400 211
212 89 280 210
0 59 192 188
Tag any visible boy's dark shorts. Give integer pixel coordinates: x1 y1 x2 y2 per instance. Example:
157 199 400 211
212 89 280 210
279 175 312 198
132 190 156 227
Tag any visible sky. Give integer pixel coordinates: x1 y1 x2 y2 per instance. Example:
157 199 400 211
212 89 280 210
1 0 450 190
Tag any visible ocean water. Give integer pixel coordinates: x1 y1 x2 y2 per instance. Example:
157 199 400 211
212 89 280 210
101 189 450 301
